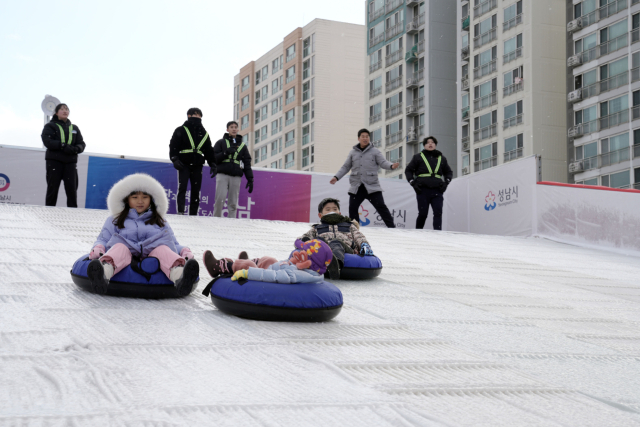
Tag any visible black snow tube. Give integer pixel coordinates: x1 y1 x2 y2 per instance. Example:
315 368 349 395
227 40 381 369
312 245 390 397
202 276 343 322
70 254 198 298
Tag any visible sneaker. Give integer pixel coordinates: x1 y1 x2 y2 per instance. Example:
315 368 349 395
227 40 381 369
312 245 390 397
87 259 110 295
238 251 249 260
203 250 232 278
173 258 199 297
326 255 341 280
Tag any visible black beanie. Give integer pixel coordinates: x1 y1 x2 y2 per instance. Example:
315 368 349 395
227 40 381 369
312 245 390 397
318 198 340 213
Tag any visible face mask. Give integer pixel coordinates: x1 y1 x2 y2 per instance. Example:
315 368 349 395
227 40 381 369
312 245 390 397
323 212 338 216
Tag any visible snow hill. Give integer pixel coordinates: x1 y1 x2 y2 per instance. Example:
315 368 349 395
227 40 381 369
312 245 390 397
2 203 640 426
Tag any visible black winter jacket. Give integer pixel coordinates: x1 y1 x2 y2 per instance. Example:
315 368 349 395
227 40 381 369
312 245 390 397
405 149 453 188
41 117 86 163
169 117 216 168
213 133 254 180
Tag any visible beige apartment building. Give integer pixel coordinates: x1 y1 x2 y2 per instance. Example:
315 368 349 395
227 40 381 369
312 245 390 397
567 0 640 189
232 19 365 173
458 0 567 181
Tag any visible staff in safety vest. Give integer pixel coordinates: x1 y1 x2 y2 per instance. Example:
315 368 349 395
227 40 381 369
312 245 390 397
41 103 86 208
404 136 453 230
169 108 216 216
212 121 254 218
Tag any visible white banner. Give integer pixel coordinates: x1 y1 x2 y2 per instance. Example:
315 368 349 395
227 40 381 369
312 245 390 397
536 183 640 254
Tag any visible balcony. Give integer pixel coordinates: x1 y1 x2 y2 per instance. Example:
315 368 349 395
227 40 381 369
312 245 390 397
386 22 404 40
370 59 382 74
473 59 496 79
473 0 497 19
599 108 629 131
503 80 524 97
504 148 523 163
369 33 385 48
462 15 470 31
571 147 632 172
473 27 497 49
386 76 403 92
386 50 402 67
417 40 425 56
407 130 418 143
406 69 424 88
406 20 420 34
574 33 628 67
503 14 522 32
407 0 419 6
369 113 382 125
462 106 470 120
405 45 418 63
568 120 599 138
370 87 382 99
386 159 402 175
462 139 470 151
474 156 497 172
503 47 522 64
386 103 403 119
461 46 470 61
473 91 497 112
474 123 497 142
577 72 629 101
385 130 403 147
385 0 404 14
406 97 424 116
369 7 385 22
503 113 523 129
372 138 382 148
573 0 628 30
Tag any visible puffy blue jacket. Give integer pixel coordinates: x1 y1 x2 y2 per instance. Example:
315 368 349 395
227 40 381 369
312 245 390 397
246 262 323 284
93 209 185 257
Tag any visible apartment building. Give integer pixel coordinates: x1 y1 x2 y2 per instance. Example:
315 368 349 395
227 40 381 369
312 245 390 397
458 0 567 181
366 0 457 180
567 0 640 189
232 19 365 173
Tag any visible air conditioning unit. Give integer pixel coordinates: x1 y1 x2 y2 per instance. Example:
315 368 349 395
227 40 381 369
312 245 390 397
568 89 582 103
407 131 418 143
461 46 469 57
462 78 469 90
568 126 582 138
567 18 583 33
568 161 584 173
462 167 470 175
406 105 418 115
462 141 470 151
568 55 582 67
406 22 419 34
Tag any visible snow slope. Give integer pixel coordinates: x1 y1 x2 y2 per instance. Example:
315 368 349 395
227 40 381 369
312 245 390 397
1 203 640 426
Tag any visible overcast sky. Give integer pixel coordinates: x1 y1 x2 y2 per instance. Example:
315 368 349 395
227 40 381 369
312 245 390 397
0 0 364 160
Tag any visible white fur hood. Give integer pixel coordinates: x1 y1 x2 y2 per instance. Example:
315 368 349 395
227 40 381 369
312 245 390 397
107 173 169 218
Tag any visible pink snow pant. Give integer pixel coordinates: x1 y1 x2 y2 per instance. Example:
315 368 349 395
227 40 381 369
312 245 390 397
100 243 185 278
231 256 278 272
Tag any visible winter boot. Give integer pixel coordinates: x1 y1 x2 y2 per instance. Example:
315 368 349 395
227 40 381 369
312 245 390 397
172 258 199 297
87 260 114 295
203 250 233 278
326 254 341 280
238 251 249 260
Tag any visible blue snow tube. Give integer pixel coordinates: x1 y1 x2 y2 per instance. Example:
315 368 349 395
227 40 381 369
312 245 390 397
202 277 343 322
339 253 383 280
70 254 198 298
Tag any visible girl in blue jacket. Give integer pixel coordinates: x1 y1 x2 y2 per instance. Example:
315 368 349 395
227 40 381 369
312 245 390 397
87 173 198 295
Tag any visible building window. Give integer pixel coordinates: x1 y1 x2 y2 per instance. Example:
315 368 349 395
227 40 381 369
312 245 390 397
271 98 280 115
271 161 278 169
254 149 260 165
302 125 310 145
255 90 261 105
503 33 522 64
503 100 523 129
385 64 403 92
370 102 382 124
600 94 629 129
385 119 403 146
285 108 295 126
474 142 498 171
303 36 311 58
285 87 295 105
271 139 279 156
503 1 522 31
473 46 497 79
261 125 268 141
272 57 280 73
286 44 296 62
241 114 249 130
286 66 295 84
504 133 523 162
255 71 261 85
370 76 382 99
303 103 310 123
385 92 403 119
370 49 382 73
285 152 295 169
473 14 497 49
262 85 268 101
473 77 497 111
272 79 279 94
504 66 523 96
241 75 250 92
260 145 268 162
385 146 402 164
241 95 250 111
303 81 311 101
371 128 382 147
369 21 385 47
601 169 631 188
474 110 498 142
303 59 310 80
285 130 295 147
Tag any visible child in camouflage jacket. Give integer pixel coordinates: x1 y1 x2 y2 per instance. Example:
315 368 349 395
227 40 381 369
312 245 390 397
298 198 375 279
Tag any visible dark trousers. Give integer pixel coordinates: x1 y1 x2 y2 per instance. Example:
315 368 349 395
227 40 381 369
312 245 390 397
349 184 396 228
416 188 444 230
328 240 346 266
177 165 203 216
45 160 78 207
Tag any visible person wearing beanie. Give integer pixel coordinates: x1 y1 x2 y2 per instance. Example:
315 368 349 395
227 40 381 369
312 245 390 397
41 103 86 207
330 128 399 228
202 239 333 284
404 136 453 230
86 173 199 296
212 121 254 218
297 197 373 280
169 107 217 216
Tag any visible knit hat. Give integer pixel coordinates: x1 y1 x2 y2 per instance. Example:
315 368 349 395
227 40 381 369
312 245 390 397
291 239 333 275
318 198 340 213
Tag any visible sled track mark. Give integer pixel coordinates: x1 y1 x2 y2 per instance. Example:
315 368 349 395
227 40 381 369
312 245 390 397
251 324 426 340
492 352 640 362
0 295 29 303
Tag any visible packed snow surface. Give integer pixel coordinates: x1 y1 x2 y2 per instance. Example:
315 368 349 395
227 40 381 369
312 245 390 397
2 204 640 426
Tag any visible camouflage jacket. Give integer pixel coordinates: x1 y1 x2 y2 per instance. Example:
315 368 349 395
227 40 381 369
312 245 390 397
299 215 369 252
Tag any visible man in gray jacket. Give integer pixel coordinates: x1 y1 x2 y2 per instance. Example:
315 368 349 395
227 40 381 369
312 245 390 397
330 128 399 228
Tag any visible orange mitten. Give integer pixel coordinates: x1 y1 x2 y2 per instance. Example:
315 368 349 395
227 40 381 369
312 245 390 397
289 250 312 270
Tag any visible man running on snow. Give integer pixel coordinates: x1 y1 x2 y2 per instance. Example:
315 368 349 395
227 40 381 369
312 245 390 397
212 121 254 218
169 108 216 216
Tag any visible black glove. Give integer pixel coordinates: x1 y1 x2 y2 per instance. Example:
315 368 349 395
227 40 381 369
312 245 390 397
223 146 234 156
209 166 217 178
73 145 82 154
171 156 184 171
246 180 253 194
62 144 75 154
410 180 422 195
440 181 449 193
